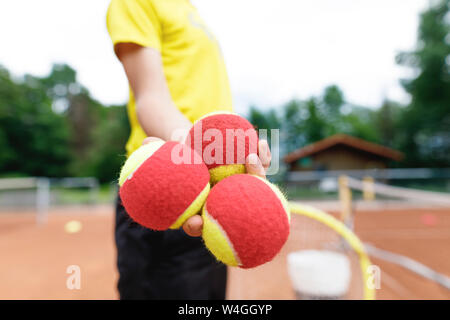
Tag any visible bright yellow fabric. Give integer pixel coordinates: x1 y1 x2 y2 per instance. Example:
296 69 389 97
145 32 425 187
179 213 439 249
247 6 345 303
106 0 233 156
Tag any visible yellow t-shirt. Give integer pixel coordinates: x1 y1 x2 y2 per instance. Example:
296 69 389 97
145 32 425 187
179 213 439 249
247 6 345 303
106 0 233 156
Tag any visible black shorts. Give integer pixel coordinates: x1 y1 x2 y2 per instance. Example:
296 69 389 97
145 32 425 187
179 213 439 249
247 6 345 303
115 195 227 299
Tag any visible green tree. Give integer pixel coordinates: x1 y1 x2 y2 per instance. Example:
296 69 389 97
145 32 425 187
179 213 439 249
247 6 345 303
323 84 344 116
84 104 129 183
282 99 305 153
0 66 70 177
374 100 404 148
248 85 379 156
303 98 329 142
248 106 281 147
396 0 450 166
0 63 130 182
248 106 280 131
38 64 104 175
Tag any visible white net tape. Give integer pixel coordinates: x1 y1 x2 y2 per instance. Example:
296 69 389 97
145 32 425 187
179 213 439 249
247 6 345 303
346 176 450 206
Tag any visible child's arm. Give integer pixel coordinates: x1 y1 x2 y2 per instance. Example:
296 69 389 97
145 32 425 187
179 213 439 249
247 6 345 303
116 43 192 142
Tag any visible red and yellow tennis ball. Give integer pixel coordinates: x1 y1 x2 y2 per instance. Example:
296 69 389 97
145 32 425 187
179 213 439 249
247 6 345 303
118 140 210 231
187 111 259 184
202 174 290 268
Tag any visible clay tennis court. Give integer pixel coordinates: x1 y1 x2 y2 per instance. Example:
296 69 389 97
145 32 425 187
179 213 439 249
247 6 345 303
0 203 449 300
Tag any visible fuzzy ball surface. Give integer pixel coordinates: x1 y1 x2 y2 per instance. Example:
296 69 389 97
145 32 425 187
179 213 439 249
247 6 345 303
119 141 210 230
187 112 258 184
202 174 290 268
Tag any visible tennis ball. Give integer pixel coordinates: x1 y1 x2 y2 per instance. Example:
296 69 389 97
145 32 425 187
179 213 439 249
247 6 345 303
202 174 290 268
64 220 82 234
118 140 210 231
187 111 259 184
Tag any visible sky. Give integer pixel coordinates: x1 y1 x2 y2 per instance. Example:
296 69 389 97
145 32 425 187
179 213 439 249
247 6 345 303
0 0 429 114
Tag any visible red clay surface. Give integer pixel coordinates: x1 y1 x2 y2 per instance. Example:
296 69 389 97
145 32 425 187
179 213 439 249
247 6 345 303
0 205 449 300
0 206 117 300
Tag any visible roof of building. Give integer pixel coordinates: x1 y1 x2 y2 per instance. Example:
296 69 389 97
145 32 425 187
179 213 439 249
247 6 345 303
283 134 404 163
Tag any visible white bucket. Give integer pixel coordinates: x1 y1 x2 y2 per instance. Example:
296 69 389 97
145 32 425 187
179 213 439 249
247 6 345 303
287 250 351 299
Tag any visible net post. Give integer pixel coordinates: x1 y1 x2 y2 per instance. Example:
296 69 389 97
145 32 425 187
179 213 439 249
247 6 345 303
36 177 50 225
338 175 353 227
89 178 100 204
362 176 375 201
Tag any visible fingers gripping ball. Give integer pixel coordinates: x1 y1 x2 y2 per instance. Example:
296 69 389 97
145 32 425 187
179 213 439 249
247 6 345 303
202 174 290 268
187 111 259 184
119 141 210 231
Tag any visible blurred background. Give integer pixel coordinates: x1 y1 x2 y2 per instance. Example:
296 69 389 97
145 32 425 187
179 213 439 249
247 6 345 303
0 0 449 299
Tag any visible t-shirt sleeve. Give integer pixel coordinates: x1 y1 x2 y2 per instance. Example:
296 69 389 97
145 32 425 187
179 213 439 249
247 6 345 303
106 0 162 51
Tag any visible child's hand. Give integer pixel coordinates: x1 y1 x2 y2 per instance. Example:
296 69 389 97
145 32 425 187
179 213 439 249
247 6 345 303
183 139 272 237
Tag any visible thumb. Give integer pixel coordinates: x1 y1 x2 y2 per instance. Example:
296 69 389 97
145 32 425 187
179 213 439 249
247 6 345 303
245 153 266 179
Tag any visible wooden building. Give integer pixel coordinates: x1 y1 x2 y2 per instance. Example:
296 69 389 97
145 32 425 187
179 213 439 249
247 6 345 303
284 134 403 172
